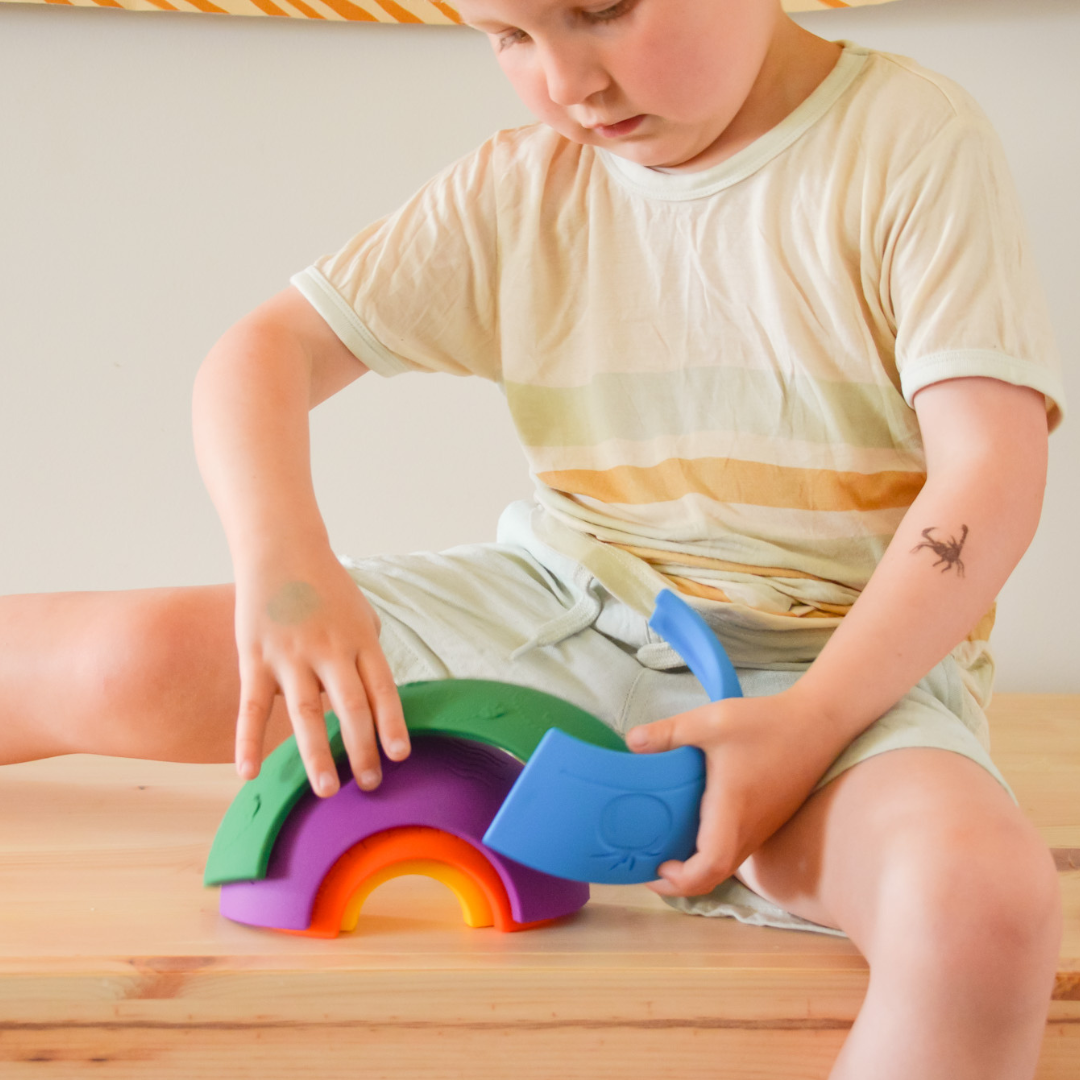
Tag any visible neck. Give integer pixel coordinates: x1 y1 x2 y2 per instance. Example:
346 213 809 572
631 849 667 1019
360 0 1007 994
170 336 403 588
653 21 844 175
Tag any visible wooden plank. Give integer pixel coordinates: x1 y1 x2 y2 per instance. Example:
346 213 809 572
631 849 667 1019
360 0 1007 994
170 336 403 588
0 693 1076 1078
0 1025 854 1080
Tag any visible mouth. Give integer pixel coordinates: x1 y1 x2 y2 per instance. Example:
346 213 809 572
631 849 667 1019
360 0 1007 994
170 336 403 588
589 114 646 139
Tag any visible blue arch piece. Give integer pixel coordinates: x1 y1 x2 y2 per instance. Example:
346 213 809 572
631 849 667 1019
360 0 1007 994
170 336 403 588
648 588 743 702
483 728 704 884
482 589 741 884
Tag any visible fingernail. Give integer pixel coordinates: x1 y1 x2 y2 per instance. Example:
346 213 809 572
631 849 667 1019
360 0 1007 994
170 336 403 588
317 771 338 796
238 760 256 781
359 769 381 790
627 729 646 749
388 740 409 759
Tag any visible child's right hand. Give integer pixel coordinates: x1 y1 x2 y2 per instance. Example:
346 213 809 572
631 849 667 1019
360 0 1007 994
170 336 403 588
191 285 401 798
232 551 409 798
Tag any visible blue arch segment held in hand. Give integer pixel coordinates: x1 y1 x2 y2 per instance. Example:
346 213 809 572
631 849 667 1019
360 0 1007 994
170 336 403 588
482 589 742 884
648 588 743 703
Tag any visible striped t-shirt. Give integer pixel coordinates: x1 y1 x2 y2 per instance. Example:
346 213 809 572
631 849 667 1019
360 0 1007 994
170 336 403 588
293 40 1066 668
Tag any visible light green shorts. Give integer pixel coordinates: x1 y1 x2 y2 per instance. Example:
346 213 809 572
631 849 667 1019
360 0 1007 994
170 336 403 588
340 502 1015 939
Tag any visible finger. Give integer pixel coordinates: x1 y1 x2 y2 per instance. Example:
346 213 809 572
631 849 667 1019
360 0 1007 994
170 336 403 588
278 665 341 798
626 707 714 754
317 656 383 791
235 664 277 781
648 782 737 897
647 848 734 898
357 646 409 763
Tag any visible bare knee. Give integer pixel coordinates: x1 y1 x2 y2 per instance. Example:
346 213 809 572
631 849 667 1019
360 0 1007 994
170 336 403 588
871 819 1061 1009
68 586 240 759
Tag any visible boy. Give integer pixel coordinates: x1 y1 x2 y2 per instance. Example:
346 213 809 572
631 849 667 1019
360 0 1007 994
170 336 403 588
0 1 1068 1076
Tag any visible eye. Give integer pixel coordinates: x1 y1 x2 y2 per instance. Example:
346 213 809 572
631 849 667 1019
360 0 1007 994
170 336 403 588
585 0 636 24
494 0 636 52
495 27 529 51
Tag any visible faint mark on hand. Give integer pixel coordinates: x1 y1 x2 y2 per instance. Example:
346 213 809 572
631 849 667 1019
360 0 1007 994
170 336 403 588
910 525 968 577
267 581 322 625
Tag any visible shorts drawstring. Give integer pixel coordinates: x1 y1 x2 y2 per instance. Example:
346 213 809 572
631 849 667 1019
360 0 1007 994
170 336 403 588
510 566 603 660
633 640 688 671
509 566 690 673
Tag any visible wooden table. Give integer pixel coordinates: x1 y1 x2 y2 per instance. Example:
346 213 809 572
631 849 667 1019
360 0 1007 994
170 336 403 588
1 694 1077 1078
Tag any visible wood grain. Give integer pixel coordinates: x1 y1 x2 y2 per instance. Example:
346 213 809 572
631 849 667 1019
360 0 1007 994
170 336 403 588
0 693 1077 1078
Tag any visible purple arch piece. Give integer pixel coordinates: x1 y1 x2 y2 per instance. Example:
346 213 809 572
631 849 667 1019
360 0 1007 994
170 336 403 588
219 736 589 930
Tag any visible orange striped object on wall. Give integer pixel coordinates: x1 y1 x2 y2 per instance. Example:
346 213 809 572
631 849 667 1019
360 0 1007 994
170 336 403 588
2 0 901 22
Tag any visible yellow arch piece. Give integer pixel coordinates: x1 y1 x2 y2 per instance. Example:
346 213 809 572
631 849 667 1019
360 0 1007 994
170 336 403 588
293 825 556 937
341 858 494 930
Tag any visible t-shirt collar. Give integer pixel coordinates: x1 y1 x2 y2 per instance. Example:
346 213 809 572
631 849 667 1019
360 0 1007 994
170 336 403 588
597 40 870 201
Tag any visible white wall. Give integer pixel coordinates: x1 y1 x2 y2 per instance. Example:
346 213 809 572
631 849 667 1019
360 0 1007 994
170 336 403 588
0 0 1076 690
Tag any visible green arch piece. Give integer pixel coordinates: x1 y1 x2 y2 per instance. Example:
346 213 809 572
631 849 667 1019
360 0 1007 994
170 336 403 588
203 678 627 887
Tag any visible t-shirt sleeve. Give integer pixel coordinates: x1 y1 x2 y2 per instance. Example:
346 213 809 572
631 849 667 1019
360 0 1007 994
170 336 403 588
883 113 1067 432
290 139 501 382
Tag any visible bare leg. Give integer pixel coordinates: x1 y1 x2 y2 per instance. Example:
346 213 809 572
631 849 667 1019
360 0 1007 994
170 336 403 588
733 748 1062 1080
0 585 294 765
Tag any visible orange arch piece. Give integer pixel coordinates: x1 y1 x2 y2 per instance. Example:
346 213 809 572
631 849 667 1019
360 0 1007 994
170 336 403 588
291 826 553 937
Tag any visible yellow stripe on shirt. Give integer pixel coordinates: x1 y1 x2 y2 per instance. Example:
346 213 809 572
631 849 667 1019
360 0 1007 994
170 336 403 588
610 542 852 585
538 457 925 513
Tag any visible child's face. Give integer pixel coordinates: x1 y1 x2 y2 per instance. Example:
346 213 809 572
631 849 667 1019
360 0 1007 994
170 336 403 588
457 0 787 172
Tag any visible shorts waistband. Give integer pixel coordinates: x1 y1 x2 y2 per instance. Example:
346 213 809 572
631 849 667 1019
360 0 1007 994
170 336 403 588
496 499 837 671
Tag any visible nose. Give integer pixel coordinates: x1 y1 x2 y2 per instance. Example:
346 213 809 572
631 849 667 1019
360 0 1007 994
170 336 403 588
538 40 609 107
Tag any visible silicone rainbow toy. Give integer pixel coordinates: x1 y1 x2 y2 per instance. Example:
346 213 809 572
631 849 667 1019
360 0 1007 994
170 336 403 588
204 679 625 935
205 589 742 936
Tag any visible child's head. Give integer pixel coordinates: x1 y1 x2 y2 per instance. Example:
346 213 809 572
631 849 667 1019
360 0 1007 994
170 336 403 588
456 0 829 173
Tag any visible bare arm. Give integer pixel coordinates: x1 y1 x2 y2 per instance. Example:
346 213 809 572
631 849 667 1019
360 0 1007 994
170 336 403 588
629 376 1049 896
194 288 366 556
789 376 1048 744
193 286 409 796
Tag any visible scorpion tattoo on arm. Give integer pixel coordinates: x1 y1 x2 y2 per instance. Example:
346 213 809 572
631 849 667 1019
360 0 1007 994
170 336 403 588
911 525 969 577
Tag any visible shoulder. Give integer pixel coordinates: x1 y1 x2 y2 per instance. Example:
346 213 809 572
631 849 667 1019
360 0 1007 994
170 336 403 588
486 123 598 186
421 123 595 202
399 124 580 208
837 44 1002 163
858 46 989 125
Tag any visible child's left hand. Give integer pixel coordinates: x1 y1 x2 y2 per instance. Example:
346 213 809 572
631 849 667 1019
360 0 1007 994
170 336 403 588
625 689 845 897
